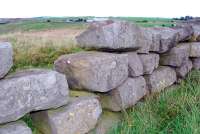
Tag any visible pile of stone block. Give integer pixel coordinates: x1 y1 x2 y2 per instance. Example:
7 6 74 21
1 20 200 134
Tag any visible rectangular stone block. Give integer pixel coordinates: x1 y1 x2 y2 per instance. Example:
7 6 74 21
139 53 159 74
0 69 69 124
0 42 13 79
145 66 177 93
54 51 128 92
175 59 193 78
100 77 147 111
126 52 143 77
31 97 102 134
160 44 190 67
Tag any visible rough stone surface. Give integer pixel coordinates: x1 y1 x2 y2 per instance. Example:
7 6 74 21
172 25 194 42
100 77 147 111
189 42 200 57
191 24 200 41
31 97 102 134
0 121 32 134
139 53 159 74
88 111 122 134
137 28 151 54
142 27 161 52
145 66 177 93
0 42 13 79
143 27 179 53
192 58 200 69
0 69 69 124
126 52 143 77
76 20 147 51
175 59 193 78
54 51 128 92
160 44 190 67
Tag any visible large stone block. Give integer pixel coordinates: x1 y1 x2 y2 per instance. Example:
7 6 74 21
189 42 200 57
0 42 13 79
0 69 69 124
145 66 177 93
160 44 190 67
139 53 159 74
143 27 179 53
142 27 161 52
54 51 128 92
175 59 193 78
126 52 143 77
136 28 151 54
76 20 147 51
172 25 194 42
191 24 200 41
0 121 32 134
31 97 102 134
88 111 122 134
100 77 147 111
192 58 200 69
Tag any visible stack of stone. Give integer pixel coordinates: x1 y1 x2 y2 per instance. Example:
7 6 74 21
0 42 102 134
52 20 196 134
160 23 200 82
1 20 200 134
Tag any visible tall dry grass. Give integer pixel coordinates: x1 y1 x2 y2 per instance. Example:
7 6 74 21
0 29 85 72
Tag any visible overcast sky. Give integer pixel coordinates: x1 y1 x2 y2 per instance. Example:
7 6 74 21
0 0 199 18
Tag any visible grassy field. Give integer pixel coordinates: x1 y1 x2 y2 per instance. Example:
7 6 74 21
116 17 174 27
0 20 87 34
0 17 193 134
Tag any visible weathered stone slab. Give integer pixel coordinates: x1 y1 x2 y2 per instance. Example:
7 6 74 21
160 44 190 67
31 97 102 134
0 69 69 124
136 28 151 54
189 42 200 57
175 59 193 78
100 77 147 111
54 51 128 92
172 25 194 42
0 121 32 134
76 20 147 51
192 58 200 69
142 27 161 52
191 24 200 41
0 42 13 79
88 111 122 134
143 27 179 53
126 52 143 77
145 66 177 93
139 53 159 74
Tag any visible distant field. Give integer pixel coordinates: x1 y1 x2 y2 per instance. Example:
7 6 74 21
117 17 174 27
0 17 175 34
0 20 87 34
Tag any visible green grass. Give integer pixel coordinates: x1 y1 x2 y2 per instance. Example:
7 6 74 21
109 70 200 134
116 17 175 27
11 44 85 72
0 20 87 34
22 115 41 134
